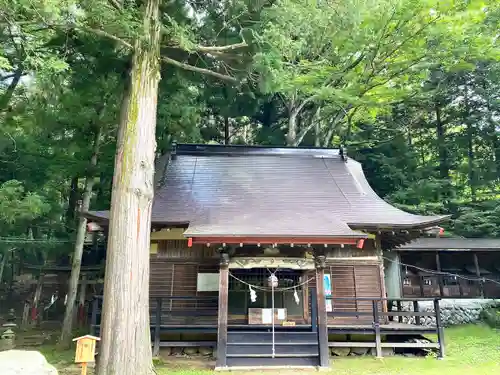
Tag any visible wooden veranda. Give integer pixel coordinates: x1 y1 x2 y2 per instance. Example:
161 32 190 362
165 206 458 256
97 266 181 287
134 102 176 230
89 294 445 368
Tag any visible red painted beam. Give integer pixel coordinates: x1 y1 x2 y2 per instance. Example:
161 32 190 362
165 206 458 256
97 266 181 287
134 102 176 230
190 236 361 245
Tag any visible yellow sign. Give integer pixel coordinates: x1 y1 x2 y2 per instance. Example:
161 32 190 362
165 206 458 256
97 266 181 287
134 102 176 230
73 335 100 375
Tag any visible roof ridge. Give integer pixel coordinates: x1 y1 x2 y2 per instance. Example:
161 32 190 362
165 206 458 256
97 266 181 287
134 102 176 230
174 143 342 158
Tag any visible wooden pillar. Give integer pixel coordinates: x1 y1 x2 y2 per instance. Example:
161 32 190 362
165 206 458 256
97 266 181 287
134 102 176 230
435 252 444 297
419 276 424 297
473 252 484 298
396 300 403 323
315 254 329 368
216 249 229 369
375 235 388 314
413 300 421 325
434 298 445 359
310 287 318 332
90 297 99 336
372 300 382 358
153 297 162 356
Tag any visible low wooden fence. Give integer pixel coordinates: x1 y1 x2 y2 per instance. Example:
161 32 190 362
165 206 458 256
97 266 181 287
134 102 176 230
325 296 445 358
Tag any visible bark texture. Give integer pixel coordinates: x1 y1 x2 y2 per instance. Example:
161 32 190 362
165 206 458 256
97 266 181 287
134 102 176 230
59 127 102 348
96 0 160 373
0 250 7 284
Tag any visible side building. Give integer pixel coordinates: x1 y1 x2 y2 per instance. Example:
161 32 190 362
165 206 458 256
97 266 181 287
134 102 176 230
387 237 500 299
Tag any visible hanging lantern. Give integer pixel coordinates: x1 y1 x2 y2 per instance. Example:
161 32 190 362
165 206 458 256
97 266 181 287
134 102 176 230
268 274 278 288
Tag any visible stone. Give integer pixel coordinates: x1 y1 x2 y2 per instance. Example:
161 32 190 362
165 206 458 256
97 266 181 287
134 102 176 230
183 347 198 356
0 350 58 375
369 347 394 357
171 347 184 356
402 299 497 327
330 347 350 356
159 347 172 357
350 347 369 355
199 347 213 356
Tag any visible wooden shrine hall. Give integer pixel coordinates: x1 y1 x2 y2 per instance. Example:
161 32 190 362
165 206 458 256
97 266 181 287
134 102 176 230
85 144 449 369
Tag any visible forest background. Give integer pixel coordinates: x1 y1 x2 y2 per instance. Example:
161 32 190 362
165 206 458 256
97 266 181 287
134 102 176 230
2 0 499 251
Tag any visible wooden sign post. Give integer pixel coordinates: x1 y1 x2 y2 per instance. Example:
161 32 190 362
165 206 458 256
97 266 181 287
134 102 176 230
73 335 100 375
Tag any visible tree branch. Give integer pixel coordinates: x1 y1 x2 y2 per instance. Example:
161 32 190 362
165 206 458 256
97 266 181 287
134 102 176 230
81 27 133 49
194 41 247 53
161 56 239 83
293 95 317 116
107 0 123 11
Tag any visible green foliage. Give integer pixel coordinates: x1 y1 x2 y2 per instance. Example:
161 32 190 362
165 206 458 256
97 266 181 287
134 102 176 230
0 180 49 233
0 0 499 250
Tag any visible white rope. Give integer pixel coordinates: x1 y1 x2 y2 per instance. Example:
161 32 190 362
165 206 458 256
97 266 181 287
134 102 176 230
229 272 314 291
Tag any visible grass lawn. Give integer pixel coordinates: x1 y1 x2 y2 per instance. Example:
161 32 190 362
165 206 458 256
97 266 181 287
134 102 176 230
40 324 499 375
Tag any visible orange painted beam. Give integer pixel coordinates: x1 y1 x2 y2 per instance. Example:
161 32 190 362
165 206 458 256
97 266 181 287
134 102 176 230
190 236 361 245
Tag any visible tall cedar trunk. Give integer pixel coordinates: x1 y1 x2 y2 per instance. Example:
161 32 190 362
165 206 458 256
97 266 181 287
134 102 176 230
435 103 448 180
66 176 79 230
96 0 160 373
464 86 476 200
59 127 102 348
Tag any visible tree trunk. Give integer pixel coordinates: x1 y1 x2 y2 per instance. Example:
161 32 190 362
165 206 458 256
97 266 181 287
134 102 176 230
314 118 320 147
464 86 476 201
66 176 79 230
287 110 298 146
224 115 230 145
59 127 102 348
485 101 500 180
0 250 8 284
96 0 160 374
467 121 476 200
435 103 449 180
0 66 23 112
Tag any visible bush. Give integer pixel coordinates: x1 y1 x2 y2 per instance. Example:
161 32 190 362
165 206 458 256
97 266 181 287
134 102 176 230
480 304 500 328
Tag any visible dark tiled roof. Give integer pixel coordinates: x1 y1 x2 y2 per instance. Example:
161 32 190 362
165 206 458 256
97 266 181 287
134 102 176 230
396 237 500 251
86 144 447 238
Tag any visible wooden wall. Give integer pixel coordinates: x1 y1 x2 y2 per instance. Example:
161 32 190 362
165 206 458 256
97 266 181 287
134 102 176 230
307 240 384 325
149 240 384 326
150 240 219 325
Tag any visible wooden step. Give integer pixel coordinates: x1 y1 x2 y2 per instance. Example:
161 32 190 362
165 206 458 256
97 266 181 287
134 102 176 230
226 356 319 367
228 331 317 344
227 344 318 356
227 353 318 358
228 341 317 346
